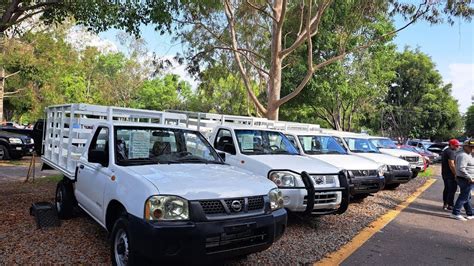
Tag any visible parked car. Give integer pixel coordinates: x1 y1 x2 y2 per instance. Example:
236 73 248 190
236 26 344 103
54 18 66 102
324 131 412 190
0 130 34 160
170 111 351 216
400 145 440 165
282 127 385 201
425 142 449 156
42 104 287 264
368 137 424 178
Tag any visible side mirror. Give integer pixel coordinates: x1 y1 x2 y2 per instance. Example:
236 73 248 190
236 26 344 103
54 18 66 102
89 150 109 167
223 144 236 155
217 152 226 162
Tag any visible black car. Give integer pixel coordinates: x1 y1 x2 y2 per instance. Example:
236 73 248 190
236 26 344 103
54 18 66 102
0 130 35 160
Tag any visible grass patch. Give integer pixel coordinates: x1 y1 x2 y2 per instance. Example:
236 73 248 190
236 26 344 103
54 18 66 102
44 174 64 183
418 167 434 178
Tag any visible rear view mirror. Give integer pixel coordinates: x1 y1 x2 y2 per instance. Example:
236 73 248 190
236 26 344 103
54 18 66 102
217 152 226 162
223 144 236 155
89 150 109 167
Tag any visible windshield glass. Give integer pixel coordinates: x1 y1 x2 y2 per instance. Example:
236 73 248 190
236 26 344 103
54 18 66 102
114 126 222 165
234 129 299 155
344 138 379 153
370 138 397 149
298 135 347 155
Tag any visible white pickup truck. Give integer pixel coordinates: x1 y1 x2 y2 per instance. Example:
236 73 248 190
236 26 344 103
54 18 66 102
170 111 350 216
368 136 424 178
41 104 287 264
325 131 413 189
276 122 385 200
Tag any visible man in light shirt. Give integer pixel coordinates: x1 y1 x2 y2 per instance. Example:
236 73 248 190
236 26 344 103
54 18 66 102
451 139 474 221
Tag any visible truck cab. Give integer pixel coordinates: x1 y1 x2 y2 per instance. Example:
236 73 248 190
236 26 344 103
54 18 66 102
368 136 424 178
283 129 385 200
326 132 412 190
170 111 350 216
42 104 287 264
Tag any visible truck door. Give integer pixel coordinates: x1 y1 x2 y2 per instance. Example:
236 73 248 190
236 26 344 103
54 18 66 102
75 126 112 223
213 128 240 166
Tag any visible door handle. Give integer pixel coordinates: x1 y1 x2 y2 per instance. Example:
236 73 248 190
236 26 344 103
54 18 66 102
79 165 84 169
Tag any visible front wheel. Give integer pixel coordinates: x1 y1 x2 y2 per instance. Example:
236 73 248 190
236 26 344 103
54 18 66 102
111 216 138 266
55 180 76 219
411 171 419 179
0 145 10 160
385 183 400 190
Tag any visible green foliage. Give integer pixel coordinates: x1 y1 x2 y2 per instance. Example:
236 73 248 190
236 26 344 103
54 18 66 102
465 105 474 137
379 48 462 140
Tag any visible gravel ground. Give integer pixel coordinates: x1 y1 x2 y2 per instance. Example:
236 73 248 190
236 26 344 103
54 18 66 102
0 166 437 265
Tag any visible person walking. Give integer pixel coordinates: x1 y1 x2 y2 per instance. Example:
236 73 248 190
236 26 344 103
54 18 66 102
442 139 460 210
450 139 474 221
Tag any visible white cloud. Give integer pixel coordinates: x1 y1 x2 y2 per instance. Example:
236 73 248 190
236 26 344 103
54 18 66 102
65 26 119 54
446 63 474 114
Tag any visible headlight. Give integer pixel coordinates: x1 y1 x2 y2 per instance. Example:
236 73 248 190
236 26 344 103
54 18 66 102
9 137 22 144
269 171 298 187
312 175 338 186
268 188 284 211
144 195 189 221
30 138 34 144
378 165 388 176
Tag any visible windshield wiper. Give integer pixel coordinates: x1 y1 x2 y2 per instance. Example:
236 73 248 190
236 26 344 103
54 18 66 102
176 157 224 164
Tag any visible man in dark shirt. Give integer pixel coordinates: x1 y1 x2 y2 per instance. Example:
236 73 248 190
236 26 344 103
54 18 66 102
442 139 460 210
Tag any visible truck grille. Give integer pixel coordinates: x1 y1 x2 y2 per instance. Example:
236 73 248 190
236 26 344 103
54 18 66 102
390 165 410 171
401 156 418 163
199 196 265 216
304 193 338 205
351 170 378 177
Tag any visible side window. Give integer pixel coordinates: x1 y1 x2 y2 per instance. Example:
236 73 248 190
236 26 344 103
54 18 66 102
285 135 300 153
214 129 236 155
88 127 109 166
335 137 347 151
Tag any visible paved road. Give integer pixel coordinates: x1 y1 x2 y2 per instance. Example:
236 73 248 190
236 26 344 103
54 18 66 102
343 175 474 266
0 157 59 182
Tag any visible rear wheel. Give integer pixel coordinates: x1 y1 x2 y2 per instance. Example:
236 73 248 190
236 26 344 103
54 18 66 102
411 171 419 179
385 183 400 190
55 179 76 219
0 145 10 160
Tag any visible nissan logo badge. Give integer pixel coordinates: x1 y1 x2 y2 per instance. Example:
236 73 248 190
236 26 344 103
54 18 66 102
231 200 242 212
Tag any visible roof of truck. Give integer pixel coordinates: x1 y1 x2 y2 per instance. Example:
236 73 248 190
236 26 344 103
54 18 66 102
111 121 198 132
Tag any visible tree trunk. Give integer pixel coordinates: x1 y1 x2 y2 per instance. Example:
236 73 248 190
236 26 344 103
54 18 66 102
266 0 284 121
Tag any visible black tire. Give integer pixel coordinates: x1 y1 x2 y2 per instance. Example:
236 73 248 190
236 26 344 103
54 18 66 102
384 183 400 190
411 171 419 179
111 216 138 266
351 193 370 201
55 179 76 219
0 145 10 160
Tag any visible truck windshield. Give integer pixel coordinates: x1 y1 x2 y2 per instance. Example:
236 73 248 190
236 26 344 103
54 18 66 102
114 126 222 166
234 129 299 155
298 135 347 155
344 138 380 153
369 138 397 149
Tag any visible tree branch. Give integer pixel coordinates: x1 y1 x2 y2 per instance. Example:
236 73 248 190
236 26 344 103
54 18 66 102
224 0 267 115
4 88 26 95
0 71 20 80
246 0 277 22
16 0 59 12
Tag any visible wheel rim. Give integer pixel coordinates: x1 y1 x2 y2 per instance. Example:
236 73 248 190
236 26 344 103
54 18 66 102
56 188 62 213
114 228 129 266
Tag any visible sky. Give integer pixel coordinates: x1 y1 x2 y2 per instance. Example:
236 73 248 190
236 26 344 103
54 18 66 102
97 13 474 114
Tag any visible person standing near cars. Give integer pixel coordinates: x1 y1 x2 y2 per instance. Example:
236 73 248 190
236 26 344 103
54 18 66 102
441 139 460 210
451 139 474 221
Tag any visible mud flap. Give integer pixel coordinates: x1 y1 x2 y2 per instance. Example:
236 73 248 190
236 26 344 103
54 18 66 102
336 171 350 214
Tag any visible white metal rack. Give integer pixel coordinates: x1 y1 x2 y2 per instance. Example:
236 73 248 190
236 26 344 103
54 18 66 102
42 104 186 177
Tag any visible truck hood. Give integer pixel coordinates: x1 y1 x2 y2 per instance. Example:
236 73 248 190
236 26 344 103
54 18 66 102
353 153 410 166
246 154 341 174
306 154 381 170
379 148 420 158
125 164 275 200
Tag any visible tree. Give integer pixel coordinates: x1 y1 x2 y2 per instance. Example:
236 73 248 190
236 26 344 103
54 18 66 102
465 105 474 137
177 0 473 120
0 0 181 121
380 48 462 140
